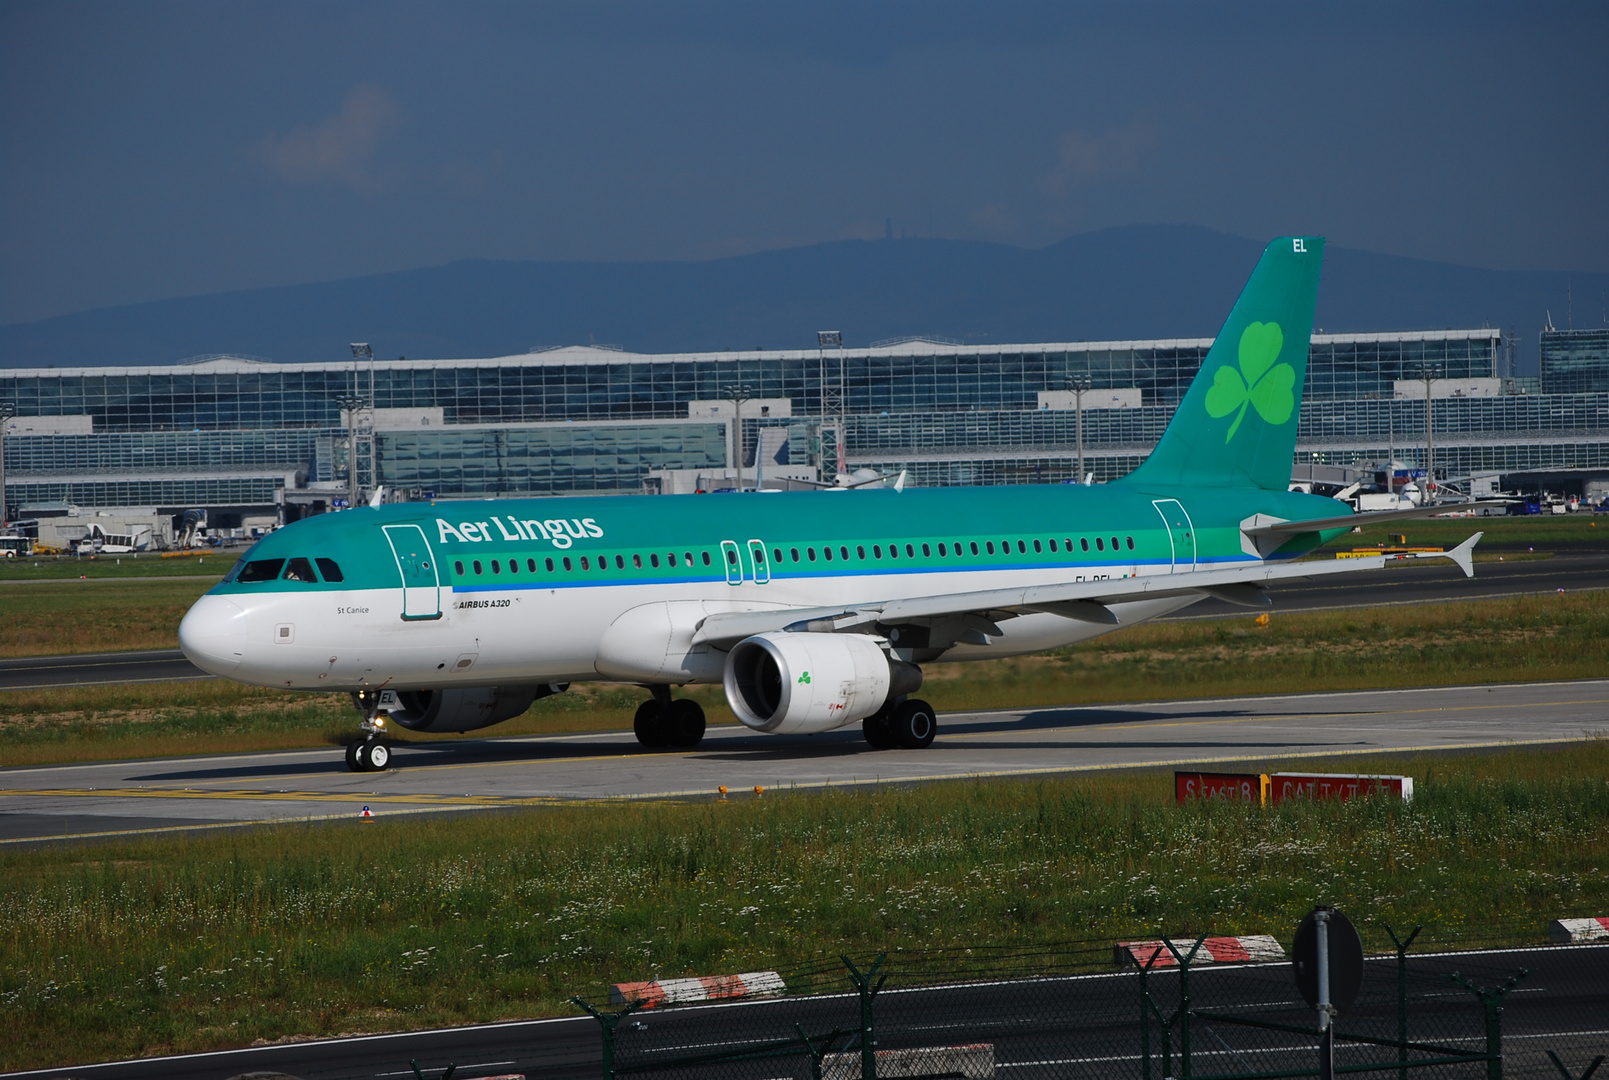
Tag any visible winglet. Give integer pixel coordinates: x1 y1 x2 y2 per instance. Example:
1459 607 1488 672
368 486 386 508
1447 532 1481 578
893 470 907 493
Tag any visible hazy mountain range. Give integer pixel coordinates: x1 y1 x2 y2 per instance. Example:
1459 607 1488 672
2 224 1603 373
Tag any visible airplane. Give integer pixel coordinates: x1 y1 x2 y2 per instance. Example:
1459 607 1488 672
178 237 1486 772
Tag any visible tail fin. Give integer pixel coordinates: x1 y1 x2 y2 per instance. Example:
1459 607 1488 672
1122 236 1324 490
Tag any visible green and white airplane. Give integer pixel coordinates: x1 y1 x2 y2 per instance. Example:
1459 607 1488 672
178 237 1482 771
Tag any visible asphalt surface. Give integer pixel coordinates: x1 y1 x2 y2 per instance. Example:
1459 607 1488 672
4 678 1607 844
5 550 1608 693
5 943 1604 1080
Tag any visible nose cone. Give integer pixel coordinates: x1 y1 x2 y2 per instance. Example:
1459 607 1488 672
178 594 248 676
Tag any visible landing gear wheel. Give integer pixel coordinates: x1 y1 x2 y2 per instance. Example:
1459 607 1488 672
345 741 363 772
891 698 937 749
634 699 670 749
667 698 706 748
862 702 899 750
365 739 392 770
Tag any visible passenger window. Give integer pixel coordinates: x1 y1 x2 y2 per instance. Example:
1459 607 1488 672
1048 539 1057 552
873 545 882 559
597 558 607 573
454 560 465 576
823 547 832 561
1127 536 1135 550
315 557 344 582
545 557 554 572
791 548 800 562
726 549 737 565
970 542 979 555
669 552 678 567
702 551 712 566
807 548 816 562
1017 540 1027 554
1111 536 1119 550
937 543 946 557
237 558 285 583
651 553 660 568
507 559 518 575
773 548 783 563
576 558 585 571
888 544 898 559
857 545 866 558
1033 539 1042 553
282 557 318 582
528 558 538 572
986 541 995 554
473 559 484 574
840 546 849 560
685 551 693 565
562 556 572 571
616 555 625 569
1081 538 1090 552
634 553 643 569
493 560 503 574
921 543 931 557
1095 538 1104 551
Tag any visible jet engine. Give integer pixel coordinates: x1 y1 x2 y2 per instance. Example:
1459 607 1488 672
723 633 921 735
378 684 565 733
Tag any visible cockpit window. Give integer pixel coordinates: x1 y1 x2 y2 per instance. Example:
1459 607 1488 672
282 557 318 582
221 559 246 584
315 557 344 582
237 558 286 583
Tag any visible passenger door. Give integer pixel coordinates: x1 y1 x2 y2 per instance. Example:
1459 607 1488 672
720 540 743 585
382 524 443 620
746 539 771 584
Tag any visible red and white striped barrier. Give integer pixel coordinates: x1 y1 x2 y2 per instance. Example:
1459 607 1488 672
1550 917 1609 944
1116 934 1285 968
610 970 785 1008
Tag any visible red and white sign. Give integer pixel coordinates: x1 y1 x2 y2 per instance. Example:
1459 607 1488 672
1267 773 1413 804
1116 934 1286 968
610 970 785 1008
1175 771 1265 804
1550 917 1609 944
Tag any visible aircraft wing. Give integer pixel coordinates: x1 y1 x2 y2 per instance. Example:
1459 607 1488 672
690 532 1481 649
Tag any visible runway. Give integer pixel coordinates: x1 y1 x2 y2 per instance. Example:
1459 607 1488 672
4 679 1606 844
5 550 1609 691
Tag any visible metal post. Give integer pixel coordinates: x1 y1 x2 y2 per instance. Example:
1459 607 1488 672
723 383 752 490
1451 969 1529 1080
1163 936 1205 1080
818 331 842 480
1385 923 1422 1080
570 995 644 1080
1315 909 1335 1080
0 402 13 526
842 953 887 1080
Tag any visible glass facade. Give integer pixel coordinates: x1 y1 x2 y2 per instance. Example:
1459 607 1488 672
1540 328 1609 395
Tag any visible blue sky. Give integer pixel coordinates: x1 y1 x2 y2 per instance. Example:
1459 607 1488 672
2 1 1605 325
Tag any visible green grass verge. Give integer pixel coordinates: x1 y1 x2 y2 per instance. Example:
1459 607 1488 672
2 741 1606 1069
0 579 214 657
1346 513 1607 550
7 590 1609 767
0 552 232 580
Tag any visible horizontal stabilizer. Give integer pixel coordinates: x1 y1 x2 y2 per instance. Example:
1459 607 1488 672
1242 501 1509 539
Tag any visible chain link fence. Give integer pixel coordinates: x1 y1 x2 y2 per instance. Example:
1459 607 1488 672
568 936 1607 1080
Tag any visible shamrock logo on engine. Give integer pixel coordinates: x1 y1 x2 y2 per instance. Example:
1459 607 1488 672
1204 321 1295 441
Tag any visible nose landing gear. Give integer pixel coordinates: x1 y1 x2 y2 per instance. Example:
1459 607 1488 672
633 687 706 749
347 690 395 772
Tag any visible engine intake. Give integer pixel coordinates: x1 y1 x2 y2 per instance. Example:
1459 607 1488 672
723 633 920 734
376 683 565 733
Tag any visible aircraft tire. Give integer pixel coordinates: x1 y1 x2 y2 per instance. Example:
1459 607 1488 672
862 705 899 750
667 698 706 748
365 740 392 770
892 699 937 749
634 700 670 749
345 741 363 772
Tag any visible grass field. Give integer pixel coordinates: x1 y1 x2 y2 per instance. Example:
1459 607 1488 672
0 552 231 580
0 579 214 656
7 589 1609 767
1 740 1605 1069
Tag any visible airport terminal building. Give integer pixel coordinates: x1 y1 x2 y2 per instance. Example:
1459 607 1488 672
4 323 1609 540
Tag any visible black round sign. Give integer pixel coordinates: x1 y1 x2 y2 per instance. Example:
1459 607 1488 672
1292 906 1365 1015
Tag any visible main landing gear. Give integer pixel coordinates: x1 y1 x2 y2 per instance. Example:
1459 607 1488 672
346 690 394 772
633 687 706 749
862 697 937 750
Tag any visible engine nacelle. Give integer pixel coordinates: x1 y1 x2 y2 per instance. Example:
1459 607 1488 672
378 684 564 733
724 633 917 735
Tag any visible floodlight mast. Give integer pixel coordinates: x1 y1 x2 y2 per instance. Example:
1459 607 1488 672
1066 376 1092 484
0 402 14 526
340 343 375 510
722 383 753 490
817 331 844 480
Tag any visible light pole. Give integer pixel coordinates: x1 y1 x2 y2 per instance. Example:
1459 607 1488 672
1416 365 1439 502
722 383 753 490
0 402 14 526
1066 376 1092 484
332 391 369 509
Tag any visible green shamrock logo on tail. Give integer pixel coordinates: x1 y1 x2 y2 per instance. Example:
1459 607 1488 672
1204 321 1295 441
